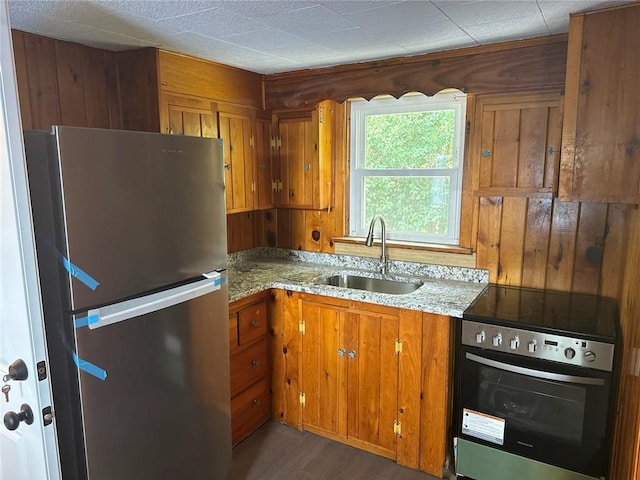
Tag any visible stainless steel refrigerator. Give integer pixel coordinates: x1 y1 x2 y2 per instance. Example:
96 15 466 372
24 126 231 480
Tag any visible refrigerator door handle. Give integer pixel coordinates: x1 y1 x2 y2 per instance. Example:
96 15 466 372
87 272 224 329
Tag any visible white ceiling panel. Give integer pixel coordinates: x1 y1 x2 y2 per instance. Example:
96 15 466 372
7 0 636 74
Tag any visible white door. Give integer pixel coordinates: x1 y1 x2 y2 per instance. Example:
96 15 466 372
0 3 60 479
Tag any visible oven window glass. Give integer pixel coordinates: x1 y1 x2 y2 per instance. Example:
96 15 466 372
477 366 586 445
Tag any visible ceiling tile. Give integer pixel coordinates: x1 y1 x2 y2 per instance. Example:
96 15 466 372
223 27 309 51
106 0 219 21
346 1 448 30
464 13 549 43
158 7 266 38
438 0 542 27
258 4 359 34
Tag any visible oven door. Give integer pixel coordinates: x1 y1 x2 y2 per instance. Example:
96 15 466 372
456 345 613 478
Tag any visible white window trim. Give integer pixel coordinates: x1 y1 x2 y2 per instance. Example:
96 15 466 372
349 91 467 245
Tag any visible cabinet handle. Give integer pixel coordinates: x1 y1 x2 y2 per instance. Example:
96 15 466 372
224 163 232 170
338 348 345 357
253 399 261 406
251 360 261 367
250 320 259 328
348 350 356 359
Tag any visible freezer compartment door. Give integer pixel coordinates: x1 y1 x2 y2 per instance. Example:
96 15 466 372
74 283 231 480
53 126 226 310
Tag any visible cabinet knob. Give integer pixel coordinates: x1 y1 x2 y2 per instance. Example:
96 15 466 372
251 360 261 367
250 320 259 328
224 163 232 170
253 399 261 406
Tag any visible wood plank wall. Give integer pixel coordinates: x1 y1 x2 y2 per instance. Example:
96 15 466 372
475 198 629 297
611 207 640 480
12 30 121 130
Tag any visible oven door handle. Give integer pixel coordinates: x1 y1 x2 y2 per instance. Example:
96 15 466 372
465 352 606 386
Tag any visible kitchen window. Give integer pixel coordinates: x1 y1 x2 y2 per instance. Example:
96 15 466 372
349 91 467 245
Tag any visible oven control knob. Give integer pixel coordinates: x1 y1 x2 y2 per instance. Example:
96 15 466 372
510 336 520 350
584 351 597 362
475 331 485 344
565 347 576 360
527 340 537 353
492 334 502 347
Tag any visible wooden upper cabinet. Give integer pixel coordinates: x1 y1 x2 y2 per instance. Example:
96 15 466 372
218 106 256 213
255 117 274 210
472 93 562 197
159 93 218 138
273 100 341 210
559 4 640 204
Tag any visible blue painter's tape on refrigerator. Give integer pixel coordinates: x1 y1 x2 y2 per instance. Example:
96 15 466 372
73 314 99 328
71 352 107 381
62 257 100 290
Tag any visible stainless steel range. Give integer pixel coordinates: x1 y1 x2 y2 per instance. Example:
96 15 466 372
454 285 620 480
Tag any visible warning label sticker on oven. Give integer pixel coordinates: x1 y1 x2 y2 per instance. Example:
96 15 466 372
462 408 505 445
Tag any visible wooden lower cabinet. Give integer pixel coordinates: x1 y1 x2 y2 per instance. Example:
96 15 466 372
229 292 270 445
271 290 452 477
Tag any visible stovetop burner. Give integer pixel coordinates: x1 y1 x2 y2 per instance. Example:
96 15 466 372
463 284 619 341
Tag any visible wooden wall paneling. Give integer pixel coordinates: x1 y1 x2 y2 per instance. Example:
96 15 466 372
290 210 306 250
23 32 61 130
320 211 335 252
227 212 255 253
598 204 628 299
545 201 579 292
517 106 547 188
115 48 160 132
521 198 553 289
571 202 608 295
475 197 503 283
264 38 568 110
82 49 114 129
254 209 278 248
396 310 422 469
157 50 263 110
55 41 88 126
277 209 293 249
496 197 528 285
459 94 476 250
11 31 33 129
610 207 640 479
304 210 322 252
544 101 562 192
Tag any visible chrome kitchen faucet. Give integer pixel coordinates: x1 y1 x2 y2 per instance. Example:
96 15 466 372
365 214 388 274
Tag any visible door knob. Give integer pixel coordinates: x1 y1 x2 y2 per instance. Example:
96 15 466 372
3 359 28 382
4 404 34 431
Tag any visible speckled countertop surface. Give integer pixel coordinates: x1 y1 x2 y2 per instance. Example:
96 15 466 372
227 248 489 318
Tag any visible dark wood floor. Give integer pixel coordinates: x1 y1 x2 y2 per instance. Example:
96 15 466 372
230 422 442 480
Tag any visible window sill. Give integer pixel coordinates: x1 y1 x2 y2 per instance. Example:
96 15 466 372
332 237 476 268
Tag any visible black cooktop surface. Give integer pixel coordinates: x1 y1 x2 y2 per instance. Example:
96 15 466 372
463 284 619 341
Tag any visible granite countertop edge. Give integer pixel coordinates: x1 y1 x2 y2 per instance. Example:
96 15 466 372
227 248 489 318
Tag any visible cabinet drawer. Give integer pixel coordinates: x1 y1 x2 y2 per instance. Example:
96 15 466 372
230 341 267 397
229 314 239 354
238 301 267 346
231 378 270 445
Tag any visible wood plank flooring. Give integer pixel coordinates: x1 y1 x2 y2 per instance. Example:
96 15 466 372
231 422 441 480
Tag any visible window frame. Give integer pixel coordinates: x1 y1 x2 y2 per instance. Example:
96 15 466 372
349 91 467 245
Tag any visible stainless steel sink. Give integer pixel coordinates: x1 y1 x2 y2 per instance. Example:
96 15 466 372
317 273 423 295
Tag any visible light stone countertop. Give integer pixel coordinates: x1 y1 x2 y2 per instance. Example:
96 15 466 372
227 248 489 318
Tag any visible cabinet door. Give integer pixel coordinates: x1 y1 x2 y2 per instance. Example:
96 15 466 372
559 4 640 203
300 300 343 436
344 309 399 457
255 117 274 209
159 93 217 138
278 114 316 208
219 109 255 213
473 93 562 197
300 297 399 457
